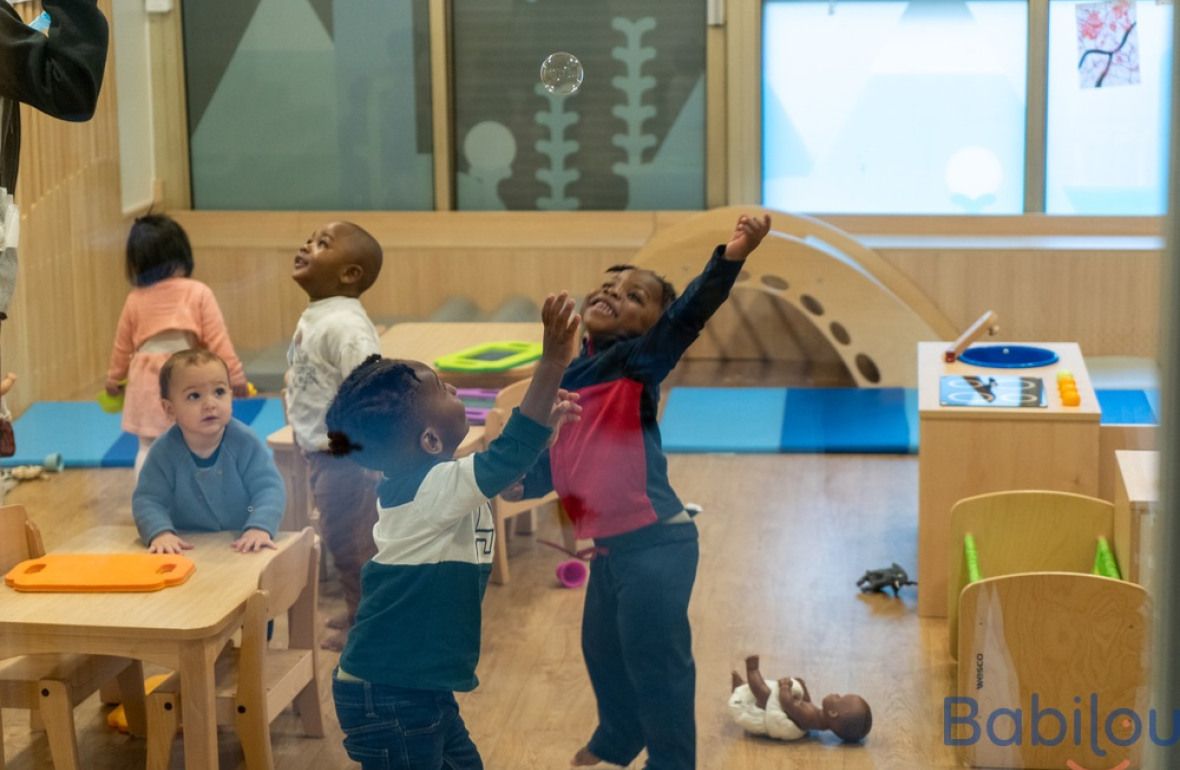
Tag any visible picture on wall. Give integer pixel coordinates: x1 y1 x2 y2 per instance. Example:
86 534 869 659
1076 0 1141 88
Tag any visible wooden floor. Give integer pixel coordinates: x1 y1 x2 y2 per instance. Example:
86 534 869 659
0 445 966 769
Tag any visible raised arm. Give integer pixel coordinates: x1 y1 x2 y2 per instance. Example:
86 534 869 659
0 0 109 120
473 294 580 498
627 214 771 381
517 293 580 426
724 214 772 263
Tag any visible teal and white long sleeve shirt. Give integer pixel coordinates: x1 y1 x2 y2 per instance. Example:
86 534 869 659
339 409 552 692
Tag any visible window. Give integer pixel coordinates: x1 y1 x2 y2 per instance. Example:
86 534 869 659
763 0 1028 214
1045 0 1172 214
182 0 434 210
451 0 706 210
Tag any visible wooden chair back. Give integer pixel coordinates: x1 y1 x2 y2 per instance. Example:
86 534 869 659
0 504 45 571
146 527 323 770
483 378 531 443
956 572 1149 769
947 490 1114 657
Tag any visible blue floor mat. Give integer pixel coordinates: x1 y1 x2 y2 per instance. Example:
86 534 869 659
660 387 919 454
1096 388 1158 425
3 398 287 468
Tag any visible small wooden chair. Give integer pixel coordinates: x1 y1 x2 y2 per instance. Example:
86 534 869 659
947 491 1151 769
483 379 576 585
145 527 324 770
0 504 146 770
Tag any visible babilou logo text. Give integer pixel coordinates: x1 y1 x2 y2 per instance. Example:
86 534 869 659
945 694 1180 757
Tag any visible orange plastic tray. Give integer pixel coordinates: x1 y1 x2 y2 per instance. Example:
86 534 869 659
4 553 196 592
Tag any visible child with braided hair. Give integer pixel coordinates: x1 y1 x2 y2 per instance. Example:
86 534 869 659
326 292 581 770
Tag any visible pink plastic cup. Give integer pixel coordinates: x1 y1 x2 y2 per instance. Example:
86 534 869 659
556 559 588 589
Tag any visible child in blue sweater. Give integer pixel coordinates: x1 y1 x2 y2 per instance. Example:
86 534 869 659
326 293 581 770
132 348 285 554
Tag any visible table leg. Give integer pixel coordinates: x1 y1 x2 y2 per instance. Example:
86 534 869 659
178 640 219 770
115 659 148 736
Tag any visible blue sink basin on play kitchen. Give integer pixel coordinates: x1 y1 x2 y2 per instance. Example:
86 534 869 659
958 345 1059 369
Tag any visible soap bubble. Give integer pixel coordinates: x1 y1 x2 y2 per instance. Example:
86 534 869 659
540 52 583 95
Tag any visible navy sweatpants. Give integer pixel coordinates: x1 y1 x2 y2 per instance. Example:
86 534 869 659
582 521 699 770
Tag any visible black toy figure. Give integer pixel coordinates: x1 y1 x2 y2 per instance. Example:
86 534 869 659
857 563 917 596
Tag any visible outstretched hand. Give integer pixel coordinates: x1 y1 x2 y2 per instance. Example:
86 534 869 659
540 291 581 366
500 479 525 502
723 214 772 262
0 372 14 397
518 292 580 432
547 388 581 441
780 677 811 702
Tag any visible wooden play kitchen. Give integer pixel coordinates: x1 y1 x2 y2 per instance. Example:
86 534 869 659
916 340 1101 617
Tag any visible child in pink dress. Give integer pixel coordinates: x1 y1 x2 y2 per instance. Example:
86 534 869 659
104 214 248 473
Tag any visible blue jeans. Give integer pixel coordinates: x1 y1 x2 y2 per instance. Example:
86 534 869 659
333 674 483 770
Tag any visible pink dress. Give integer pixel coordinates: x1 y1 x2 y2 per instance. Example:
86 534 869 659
106 278 247 438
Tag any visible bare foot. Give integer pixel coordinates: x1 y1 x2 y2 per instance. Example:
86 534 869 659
571 746 601 766
320 629 348 652
325 610 350 630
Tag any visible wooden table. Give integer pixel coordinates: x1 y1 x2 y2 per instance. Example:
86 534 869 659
1099 409 1157 502
1114 449 1159 588
0 526 301 770
917 341 1101 617
380 322 543 389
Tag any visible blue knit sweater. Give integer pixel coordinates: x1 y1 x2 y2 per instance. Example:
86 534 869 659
132 418 286 545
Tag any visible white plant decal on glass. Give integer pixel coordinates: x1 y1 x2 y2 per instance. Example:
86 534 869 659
610 16 657 185
533 83 581 210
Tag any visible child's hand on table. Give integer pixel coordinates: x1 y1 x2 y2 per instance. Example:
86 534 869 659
149 532 193 554
232 528 276 553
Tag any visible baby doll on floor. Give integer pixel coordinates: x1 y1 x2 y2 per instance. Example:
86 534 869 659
728 655 872 743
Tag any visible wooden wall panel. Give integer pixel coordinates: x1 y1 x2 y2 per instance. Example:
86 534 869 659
877 245 1161 358
172 211 675 355
175 211 1163 362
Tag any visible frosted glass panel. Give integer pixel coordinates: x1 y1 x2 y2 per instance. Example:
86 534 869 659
762 0 1027 214
182 0 433 210
451 0 705 210
113 0 153 213
1045 0 1171 215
